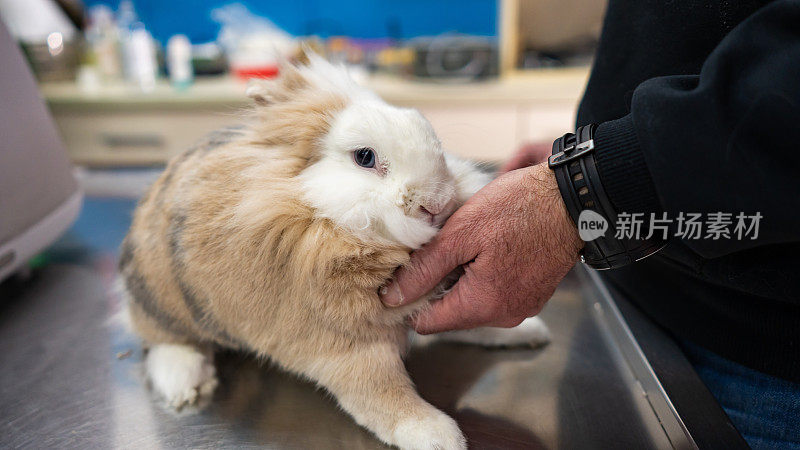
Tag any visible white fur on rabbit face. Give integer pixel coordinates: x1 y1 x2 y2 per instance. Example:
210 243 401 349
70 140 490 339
298 96 457 249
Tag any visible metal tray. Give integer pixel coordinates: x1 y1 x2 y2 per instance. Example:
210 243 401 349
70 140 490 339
0 201 735 448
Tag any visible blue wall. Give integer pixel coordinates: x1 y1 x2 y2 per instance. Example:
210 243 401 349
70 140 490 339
85 0 498 44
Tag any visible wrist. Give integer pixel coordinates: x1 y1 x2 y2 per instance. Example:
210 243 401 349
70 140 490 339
525 163 583 256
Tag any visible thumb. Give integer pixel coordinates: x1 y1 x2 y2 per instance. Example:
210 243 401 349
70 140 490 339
380 230 473 308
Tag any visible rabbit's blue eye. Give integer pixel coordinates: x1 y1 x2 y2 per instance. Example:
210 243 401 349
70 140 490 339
353 148 376 168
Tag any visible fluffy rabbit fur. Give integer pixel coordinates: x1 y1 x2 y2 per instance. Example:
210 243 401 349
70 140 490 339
119 55 550 450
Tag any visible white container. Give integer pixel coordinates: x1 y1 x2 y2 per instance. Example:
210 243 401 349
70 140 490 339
167 34 193 90
127 26 157 92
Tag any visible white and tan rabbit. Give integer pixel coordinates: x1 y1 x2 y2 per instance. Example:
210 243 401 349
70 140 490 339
119 55 550 450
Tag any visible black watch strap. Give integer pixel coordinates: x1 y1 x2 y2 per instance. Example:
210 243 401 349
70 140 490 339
548 124 665 270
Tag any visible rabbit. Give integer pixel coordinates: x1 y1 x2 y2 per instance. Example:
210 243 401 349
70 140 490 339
118 55 550 450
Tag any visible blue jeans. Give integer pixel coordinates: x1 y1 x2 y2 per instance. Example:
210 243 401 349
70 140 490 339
680 341 800 449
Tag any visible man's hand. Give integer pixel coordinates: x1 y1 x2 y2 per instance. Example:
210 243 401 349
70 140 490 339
379 163 583 334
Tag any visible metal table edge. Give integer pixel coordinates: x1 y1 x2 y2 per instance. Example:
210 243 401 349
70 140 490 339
577 264 748 450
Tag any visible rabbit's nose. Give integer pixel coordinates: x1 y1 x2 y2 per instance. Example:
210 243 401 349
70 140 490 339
418 205 439 226
419 204 440 217
418 199 455 227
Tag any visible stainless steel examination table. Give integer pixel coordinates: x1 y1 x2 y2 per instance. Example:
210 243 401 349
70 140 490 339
0 198 746 449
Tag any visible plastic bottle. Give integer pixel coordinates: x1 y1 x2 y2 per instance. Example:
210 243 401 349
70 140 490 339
167 35 193 91
86 5 121 80
116 0 138 81
128 25 157 92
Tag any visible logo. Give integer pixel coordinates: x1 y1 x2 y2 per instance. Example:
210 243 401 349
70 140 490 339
578 210 608 241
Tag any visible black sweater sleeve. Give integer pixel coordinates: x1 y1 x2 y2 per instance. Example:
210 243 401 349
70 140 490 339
592 0 800 259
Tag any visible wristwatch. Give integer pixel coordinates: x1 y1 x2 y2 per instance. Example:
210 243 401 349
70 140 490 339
548 124 665 269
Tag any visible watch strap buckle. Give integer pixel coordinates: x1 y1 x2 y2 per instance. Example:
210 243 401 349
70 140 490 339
548 138 595 168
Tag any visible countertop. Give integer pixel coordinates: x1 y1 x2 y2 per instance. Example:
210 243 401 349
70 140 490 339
40 69 590 111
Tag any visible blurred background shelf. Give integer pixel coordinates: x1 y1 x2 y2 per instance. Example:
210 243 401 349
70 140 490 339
8 0 603 166
42 67 589 166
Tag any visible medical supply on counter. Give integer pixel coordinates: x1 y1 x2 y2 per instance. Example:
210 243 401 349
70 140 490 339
212 4 294 80
167 35 193 91
85 5 121 80
126 26 157 92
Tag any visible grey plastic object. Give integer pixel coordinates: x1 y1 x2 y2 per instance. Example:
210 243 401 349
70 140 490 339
0 18 82 282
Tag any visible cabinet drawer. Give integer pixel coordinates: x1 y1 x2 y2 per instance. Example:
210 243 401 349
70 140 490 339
53 101 577 166
53 110 240 166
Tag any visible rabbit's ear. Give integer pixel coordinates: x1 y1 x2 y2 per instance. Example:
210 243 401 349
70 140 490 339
245 62 308 106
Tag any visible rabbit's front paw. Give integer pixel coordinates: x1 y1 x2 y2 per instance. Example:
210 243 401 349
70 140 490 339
475 316 551 348
510 316 551 348
419 316 551 349
392 409 466 450
145 344 218 411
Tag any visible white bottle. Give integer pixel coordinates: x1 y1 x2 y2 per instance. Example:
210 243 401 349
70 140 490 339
116 0 138 80
167 35 193 90
128 25 157 92
86 5 121 80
